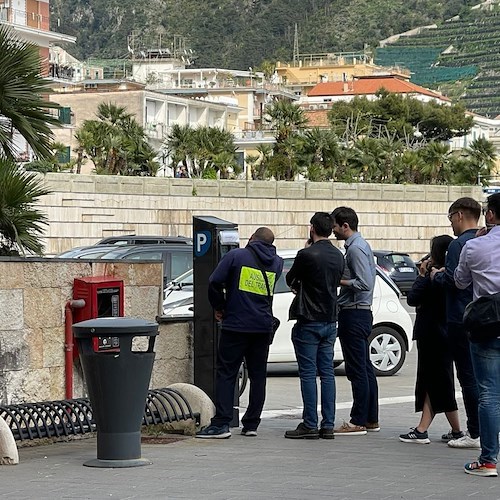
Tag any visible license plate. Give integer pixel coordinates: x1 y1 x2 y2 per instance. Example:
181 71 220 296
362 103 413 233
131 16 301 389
398 267 414 273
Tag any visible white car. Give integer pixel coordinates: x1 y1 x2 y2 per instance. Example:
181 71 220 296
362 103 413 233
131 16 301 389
163 249 413 376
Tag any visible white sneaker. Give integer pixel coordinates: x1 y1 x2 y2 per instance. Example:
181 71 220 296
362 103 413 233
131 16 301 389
448 432 480 449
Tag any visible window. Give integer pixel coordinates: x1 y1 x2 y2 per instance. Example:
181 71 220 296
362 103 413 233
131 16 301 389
274 258 294 294
170 251 193 280
128 251 163 260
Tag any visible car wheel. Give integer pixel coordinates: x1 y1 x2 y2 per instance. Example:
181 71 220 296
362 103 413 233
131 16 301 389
369 326 406 377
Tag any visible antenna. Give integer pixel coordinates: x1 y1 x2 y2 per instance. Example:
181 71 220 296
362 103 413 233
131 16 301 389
293 23 299 65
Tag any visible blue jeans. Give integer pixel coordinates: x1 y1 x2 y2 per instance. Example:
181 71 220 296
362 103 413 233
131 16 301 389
338 309 379 426
448 322 480 438
470 338 500 465
292 321 337 429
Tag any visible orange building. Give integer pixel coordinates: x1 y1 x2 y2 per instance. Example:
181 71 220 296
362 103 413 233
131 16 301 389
0 0 75 75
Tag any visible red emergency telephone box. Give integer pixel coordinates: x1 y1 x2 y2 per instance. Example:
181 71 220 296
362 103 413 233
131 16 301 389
73 277 124 355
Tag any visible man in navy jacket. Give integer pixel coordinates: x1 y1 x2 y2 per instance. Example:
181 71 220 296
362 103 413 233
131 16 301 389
432 197 481 448
196 227 283 439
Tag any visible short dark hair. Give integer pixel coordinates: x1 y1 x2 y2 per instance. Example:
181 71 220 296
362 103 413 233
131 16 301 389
252 227 274 244
331 206 359 231
430 234 453 268
487 192 500 218
310 212 333 237
449 197 481 221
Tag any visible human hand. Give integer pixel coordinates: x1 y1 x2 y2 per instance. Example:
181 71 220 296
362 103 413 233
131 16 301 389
419 259 430 277
430 266 444 280
214 310 224 322
476 226 488 237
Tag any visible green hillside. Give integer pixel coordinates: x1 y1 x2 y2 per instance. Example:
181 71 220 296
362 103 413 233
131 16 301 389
50 0 476 70
375 3 500 117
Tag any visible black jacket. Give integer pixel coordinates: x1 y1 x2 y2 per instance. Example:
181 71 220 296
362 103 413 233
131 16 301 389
286 239 344 323
407 274 447 341
433 229 476 324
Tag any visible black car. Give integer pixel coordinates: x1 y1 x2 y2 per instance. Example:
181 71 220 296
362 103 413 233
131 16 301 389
100 243 193 286
373 251 418 295
96 235 192 246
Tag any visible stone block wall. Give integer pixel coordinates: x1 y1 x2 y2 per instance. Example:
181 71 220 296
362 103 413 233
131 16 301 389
0 259 192 405
38 174 483 259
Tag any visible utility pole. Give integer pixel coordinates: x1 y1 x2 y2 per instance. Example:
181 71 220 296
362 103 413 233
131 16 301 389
293 24 299 66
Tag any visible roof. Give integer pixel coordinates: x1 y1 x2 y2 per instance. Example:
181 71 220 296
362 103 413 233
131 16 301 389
308 75 449 101
304 110 330 127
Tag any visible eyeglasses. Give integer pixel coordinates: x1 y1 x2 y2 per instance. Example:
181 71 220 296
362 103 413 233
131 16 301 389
447 211 458 221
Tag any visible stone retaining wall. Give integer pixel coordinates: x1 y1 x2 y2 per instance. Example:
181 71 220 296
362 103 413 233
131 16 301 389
0 259 191 405
38 174 483 258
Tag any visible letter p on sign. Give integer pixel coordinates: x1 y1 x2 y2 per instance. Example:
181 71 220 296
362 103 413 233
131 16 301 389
195 231 211 257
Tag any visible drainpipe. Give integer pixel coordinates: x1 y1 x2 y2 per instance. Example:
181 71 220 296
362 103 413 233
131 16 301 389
64 299 85 399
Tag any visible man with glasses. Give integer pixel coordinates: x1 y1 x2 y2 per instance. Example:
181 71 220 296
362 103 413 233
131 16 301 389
431 197 481 448
454 193 500 477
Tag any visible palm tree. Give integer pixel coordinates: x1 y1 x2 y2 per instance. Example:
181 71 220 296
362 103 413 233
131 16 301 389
0 25 60 160
0 159 49 255
264 100 307 144
419 141 452 184
75 103 158 176
165 124 196 176
466 137 497 184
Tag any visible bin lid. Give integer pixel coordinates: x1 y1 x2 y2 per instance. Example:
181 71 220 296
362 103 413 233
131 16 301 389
73 317 158 337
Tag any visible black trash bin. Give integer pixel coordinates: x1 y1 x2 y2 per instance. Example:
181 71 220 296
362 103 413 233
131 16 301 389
73 317 158 468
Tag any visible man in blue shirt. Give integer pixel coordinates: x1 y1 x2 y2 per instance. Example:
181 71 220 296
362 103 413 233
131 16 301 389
455 193 500 477
432 197 481 449
196 227 283 439
331 206 378 435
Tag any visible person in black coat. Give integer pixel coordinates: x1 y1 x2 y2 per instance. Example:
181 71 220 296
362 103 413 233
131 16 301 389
399 235 463 444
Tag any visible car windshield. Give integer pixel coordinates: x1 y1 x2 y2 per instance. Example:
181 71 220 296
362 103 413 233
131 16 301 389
387 254 414 267
171 269 194 286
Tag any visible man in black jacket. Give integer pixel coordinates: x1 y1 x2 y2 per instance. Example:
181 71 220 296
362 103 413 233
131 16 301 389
432 197 481 448
196 227 283 439
284 212 345 440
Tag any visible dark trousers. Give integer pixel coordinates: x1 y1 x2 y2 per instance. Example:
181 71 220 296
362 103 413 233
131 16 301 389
211 329 270 430
447 322 480 438
338 309 379 426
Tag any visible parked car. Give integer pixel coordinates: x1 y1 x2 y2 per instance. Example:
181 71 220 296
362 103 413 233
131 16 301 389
96 235 192 246
373 250 418 295
100 243 193 286
163 249 413 376
56 245 121 259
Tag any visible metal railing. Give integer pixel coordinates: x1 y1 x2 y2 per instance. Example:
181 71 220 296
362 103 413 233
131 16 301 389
0 6 49 30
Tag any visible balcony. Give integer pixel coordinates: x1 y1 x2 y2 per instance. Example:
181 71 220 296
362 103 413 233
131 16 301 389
0 7 49 30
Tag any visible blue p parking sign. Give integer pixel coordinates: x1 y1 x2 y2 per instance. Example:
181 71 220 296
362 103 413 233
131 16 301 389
194 231 211 257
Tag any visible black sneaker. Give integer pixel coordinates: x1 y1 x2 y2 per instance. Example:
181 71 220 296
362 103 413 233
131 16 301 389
441 429 465 442
195 424 231 439
319 428 335 439
399 428 430 444
284 423 319 440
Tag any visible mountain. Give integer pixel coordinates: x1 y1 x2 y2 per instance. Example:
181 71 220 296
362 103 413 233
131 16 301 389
50 0 477 70
375 2 500 117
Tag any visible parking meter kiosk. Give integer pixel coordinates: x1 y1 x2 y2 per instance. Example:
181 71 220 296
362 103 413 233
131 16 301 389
72 277 124 357
193 216 239 421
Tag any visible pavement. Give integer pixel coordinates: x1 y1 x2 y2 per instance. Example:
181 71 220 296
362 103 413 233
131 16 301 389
1 393 498 499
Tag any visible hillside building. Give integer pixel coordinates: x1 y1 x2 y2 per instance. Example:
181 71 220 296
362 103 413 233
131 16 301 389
0 0 75 76
275 51 410 99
